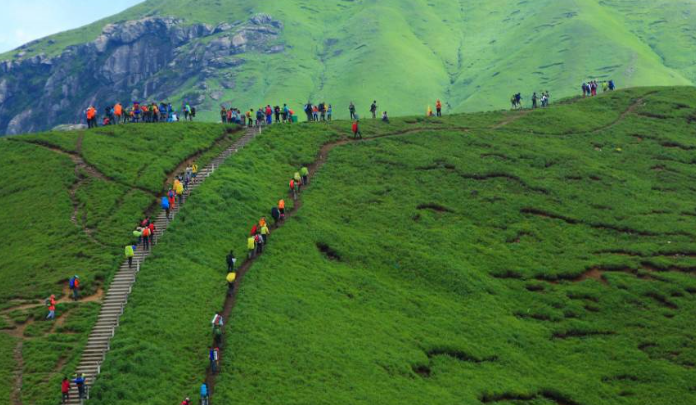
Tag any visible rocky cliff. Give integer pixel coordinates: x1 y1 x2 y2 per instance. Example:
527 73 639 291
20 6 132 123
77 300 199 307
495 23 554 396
0 14 283 135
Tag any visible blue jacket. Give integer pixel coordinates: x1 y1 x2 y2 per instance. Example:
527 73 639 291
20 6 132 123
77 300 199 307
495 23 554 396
161 197 170 209
200 384 208 396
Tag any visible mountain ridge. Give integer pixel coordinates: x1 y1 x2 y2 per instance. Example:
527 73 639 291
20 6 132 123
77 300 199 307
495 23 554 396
0 0 694 134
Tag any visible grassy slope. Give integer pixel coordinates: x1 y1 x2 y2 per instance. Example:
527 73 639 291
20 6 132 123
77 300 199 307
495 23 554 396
84 87 696 404
0 123 239 405
1 0 694 121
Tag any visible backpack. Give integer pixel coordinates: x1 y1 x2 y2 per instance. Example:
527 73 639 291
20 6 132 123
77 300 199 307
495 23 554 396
69 277 76 289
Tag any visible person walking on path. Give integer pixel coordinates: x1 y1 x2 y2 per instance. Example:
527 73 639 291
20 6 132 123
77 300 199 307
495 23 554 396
125 244 135 268
148 222 156 245
226 271 236 296
436 99 442 117
181 398 192 405
352 120 362 139
200 382 210 405
271 206 281 226
294 172 302 191
74 373 86 400
142 225 151 250
61 377 70 403
209 346 220 374
168 188 176 212
226 250 236 273
349 102 356 120
248 236 256 259
290 179 297 200
261 223 270 244
175 178 185 204
161 195 170 219
46 294 56 320
370 101 378 119
255 233 264 255
278 199 286 221
327 104 333 121
532 92 538 109
133 227 143 246
69 275 80 301
300 166 309 186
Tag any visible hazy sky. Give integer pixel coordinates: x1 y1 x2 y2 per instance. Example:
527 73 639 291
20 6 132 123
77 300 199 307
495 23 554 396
0 0 144 53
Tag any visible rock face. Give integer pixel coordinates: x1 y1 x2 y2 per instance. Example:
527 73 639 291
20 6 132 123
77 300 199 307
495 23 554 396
0 14 284 135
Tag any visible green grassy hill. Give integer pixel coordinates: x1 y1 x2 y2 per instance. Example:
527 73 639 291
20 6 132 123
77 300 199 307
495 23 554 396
28 87 689 405
0 123 240 404
0 0 695 134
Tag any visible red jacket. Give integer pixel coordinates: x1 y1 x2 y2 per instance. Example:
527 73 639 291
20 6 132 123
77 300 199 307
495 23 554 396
352 122 358 133
62 380 70 393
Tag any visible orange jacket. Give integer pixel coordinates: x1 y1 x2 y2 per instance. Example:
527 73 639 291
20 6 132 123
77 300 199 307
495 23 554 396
114 104 122 116
86 107 96 120
436 100 442 109
278 200 285 209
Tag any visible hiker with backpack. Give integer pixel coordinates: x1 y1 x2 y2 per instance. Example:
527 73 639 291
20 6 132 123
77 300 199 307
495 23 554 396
300 166 309 186
209 346 220 374
436 99 442 116
370 101 378 119
201 382 210 405
74 373 86 400
175 178 185 204
349 102 356 120
290 179 297 200
142 225 151 250
327 104 333 121
532 92 538 109
260 222 270 245
46 294 56 320
161 195 170 219
352 120 362 139
255 233 264 255
248 236 256 259
271 206 281 226
382 111 390 123
278 199 286 221
294 172 302 191
69 275 80 301
61 377 70 403
226 271 236 296
125 244 135 268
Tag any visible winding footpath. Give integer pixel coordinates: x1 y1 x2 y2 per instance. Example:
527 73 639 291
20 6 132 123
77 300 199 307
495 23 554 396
64 127 260 405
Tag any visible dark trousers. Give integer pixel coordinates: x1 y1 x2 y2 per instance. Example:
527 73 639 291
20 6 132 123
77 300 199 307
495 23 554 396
72 289 79 301
128 257 133 268
62 393 69 403
228 282 235 296
143 236 150 250
436 108 441 117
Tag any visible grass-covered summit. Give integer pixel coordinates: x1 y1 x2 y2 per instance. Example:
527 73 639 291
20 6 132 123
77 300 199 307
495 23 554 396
0 0 695 134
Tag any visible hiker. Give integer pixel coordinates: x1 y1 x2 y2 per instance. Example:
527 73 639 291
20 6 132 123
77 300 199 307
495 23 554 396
532 92 538 109
175 179 184 204
290 179 297 200
436 99 442 117
161 195 170 219
69 275 80 301
226 271 236 296
427 105 433 117
247 110 253 127
602 81 609 92
382 111 390 123
248 236 256 259
226 250 236 273
74 373 85 399
86 106 97 128
212 312 224 329
256 108 265 127
168 188 176 212
370 100 378 119
271 206 281 225
181 398 192 405
294 172 302 191
609 80 615 91
221 107 227 123
282 104 289 122
148 222 156 245
61 376 70 403
192 163 198 178
133 227 143 245
327 104 333 121
142 225 151 250
278 199 286 221
260 223 270 244
46 294 56 320
274 105 281 123
300 166 309 186
125 244 135 268
352 120 362 139
114 103 123 124
201 382 209 405
349 102 356 120
255 233 264 254
209 346 219 374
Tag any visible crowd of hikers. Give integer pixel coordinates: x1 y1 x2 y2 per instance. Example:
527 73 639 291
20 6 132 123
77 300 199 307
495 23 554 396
510 92 550 109
582 80 616 97
85 101 197 128
180 163 311 404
